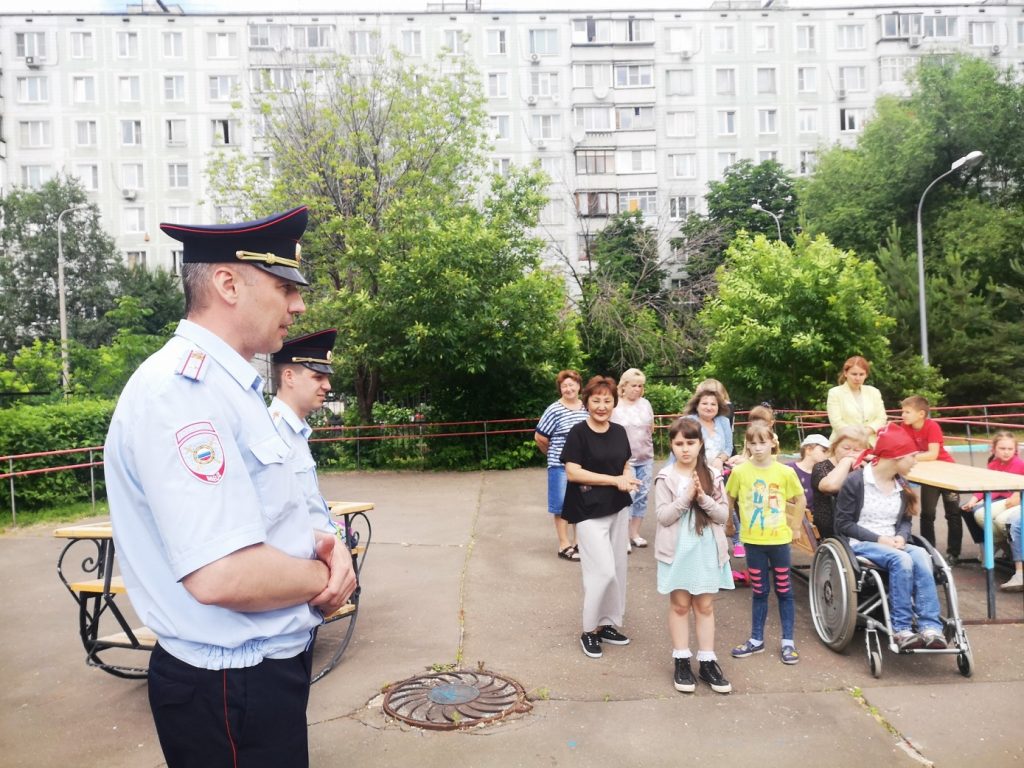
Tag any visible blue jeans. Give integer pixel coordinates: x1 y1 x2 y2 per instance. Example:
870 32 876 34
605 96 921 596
1010 511 1022 562
629 460 653 519
851 541 942 633
547 465 567 515
745 543 795 643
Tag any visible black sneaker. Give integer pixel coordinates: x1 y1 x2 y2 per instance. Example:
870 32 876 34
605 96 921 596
596 626 630 645
698 660 732 694
580 632 602 658
673 658 696 693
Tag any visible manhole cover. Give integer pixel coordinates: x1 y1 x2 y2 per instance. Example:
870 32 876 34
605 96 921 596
382 670 531 730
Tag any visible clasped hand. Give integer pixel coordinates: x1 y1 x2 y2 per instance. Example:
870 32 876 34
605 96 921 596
616 474 643 493
309 532 358 614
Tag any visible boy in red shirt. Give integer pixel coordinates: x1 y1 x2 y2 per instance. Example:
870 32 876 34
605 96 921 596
901 395 963 564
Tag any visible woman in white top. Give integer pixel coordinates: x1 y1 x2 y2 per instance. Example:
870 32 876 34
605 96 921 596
611 369 655 549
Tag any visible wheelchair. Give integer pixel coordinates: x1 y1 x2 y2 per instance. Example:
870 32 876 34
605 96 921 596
809 534 974 679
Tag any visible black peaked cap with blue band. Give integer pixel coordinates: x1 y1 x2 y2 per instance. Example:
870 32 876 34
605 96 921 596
159 205 310 286
272 328 337 374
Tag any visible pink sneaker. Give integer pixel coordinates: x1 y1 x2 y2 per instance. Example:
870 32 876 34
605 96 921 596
733 543 746 558
732 569 748 586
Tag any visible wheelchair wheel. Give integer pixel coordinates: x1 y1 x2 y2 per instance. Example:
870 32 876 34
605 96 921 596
869 650 883 678
957 637 974 678
810 539 858 652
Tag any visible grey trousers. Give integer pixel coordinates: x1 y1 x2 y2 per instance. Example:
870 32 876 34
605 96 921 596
577 506 629 633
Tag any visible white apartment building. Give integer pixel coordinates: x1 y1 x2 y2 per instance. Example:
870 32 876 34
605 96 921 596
1 1 1022 274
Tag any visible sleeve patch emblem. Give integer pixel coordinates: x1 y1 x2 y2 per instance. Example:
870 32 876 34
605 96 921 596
176 421 226 484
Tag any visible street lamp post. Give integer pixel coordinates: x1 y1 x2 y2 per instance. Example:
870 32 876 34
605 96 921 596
56 206 85 397
751 202 783 241
915 150 984 366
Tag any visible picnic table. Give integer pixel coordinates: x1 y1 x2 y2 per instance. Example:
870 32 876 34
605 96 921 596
907 460 1024 619
54 500 375 682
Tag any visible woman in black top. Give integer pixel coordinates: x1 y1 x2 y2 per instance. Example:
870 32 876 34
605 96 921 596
561 376 641 659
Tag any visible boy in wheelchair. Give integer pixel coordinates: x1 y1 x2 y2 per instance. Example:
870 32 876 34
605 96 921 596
834 424 947 651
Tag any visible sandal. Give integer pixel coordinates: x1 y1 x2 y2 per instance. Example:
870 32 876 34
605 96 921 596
558 546 580 561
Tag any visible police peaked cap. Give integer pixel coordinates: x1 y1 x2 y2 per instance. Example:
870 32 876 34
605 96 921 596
272 328 337 374
159 206 310 286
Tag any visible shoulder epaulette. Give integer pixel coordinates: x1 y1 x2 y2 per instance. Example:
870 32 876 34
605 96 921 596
175 348 209 381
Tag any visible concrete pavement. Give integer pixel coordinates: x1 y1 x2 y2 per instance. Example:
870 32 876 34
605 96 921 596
2 467 1023 767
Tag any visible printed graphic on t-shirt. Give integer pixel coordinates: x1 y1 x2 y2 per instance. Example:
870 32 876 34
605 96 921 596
748 479 784 535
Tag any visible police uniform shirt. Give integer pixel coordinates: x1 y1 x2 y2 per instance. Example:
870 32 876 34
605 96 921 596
105 319 322 670
268 396 333 534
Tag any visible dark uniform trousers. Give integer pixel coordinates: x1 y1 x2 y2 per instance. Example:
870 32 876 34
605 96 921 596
148 642 313 768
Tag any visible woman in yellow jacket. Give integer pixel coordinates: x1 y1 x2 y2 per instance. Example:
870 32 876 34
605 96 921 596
826 356 887 445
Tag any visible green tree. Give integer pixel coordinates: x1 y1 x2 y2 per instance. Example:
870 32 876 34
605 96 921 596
705 159 798 243
0 176 122 357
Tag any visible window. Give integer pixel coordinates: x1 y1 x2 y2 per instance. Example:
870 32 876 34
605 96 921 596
880 57 916 83
118 76 141 103
616 19 653 43
487 72 508 98
166 119 187 146
529 29 559 56
716 152 738 177
754 25 776 52
837 24 865 50
756 67 777 95
758 150 779 163
21 165 53 189
486 29 506 55
252 112 273 138
796 24 816 52
212 119 240 146
20 120 51 148
166 206 190 224
667 27 696 54
666 110 696 138
490 157 512 176
163 31 184 57
75 120 97 147
669 196 697 221
615 106 654 130
294 25 331 49
530 71 559 98
840 108 866 132
839 66 867 92
400 29 422 56
122 163 144 189
619 149 655 173
531 114 560 140
70 31 93 59
72 76 96 104
717 110 737 136
249 24 286 50
1018 19 1024 44
572 18 611 44
575 191 618 217
574 106 612 131
713 26 735 53
797 66 818 93
882 13 923 39
124 209 145 233
17 76 48 103
16 31 47 59
206 31 237 58
798 108 819 133
349 30 379 56
621 190 657 216
443 29 465 55
539 199 563 226
758 109 778 134
670 153 697 179
799 150 817 175
214 205 240 224
75 163 100 191
168 163 189 188
614 64 653 88
164 75 185 102
969 22 995 46
126 251 147 270
576 150 615 175
540 156 562 179
573 63 610 90
251 68 293 92
715 68 735 96
117 31 139 59
120 120 142 146
171 249 184 275
208 75 239 101
665 69 694 96
924 16 958 39
489 114 510 140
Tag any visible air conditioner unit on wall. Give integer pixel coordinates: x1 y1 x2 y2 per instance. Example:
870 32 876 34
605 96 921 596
122 188 137 200
991 44 1002 56
908 35 921 48
526 94 537 105
679 50 692 60
530 52 541 64
837 88 847 101
25 55 40 68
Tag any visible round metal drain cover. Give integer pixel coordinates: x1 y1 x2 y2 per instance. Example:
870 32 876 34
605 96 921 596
382 670 531 730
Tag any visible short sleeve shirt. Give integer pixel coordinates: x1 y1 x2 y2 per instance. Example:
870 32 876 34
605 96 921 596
105 320 322 670
905 419 953 463
559 421 633 524
610 397 654 464
535 400 589 468
269 397 333 534
725 460 804 545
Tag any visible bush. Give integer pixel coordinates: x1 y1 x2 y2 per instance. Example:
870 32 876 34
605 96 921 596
0 398 115 512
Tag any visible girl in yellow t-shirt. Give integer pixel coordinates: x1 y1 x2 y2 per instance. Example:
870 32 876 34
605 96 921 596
725 424 806 665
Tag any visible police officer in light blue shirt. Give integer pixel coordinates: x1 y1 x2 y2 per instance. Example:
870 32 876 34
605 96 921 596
269 328 339 534
104 206 357 768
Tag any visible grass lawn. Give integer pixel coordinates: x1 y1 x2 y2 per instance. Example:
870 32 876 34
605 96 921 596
2 500 109 534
